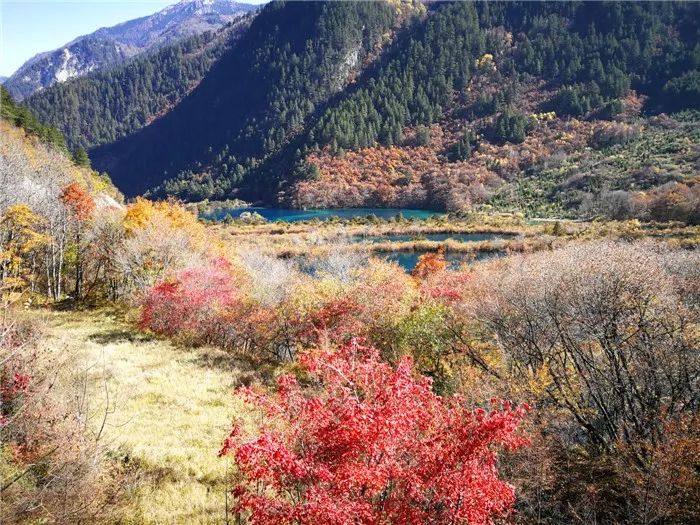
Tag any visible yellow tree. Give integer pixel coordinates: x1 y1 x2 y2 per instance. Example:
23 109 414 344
0 204 48 301
118 198 208 293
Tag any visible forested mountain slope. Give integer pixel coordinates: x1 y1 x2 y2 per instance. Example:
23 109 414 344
1 86 67 151
91 0 416 196
24 16 253 151
82 1 700 220
4 0 256 101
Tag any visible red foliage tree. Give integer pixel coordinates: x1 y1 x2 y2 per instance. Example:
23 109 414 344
59 182 95 221
140 257 239 342
220 339 529 525
301 297 366 346
60 182 96 298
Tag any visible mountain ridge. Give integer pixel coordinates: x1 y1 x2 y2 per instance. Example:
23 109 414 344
90 0 409 197
24 16 254 151
4 0 257 101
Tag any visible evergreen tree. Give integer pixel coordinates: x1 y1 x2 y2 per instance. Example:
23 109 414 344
72 147 91 168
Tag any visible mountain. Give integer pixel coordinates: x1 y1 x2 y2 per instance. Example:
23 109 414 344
3 0 257 101
90 0 415 197
88 0 699 220
23 16 253 151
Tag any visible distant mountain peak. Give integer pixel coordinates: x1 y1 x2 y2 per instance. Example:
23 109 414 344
4 0 257 100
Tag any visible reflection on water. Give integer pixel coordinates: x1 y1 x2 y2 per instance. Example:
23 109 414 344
289 232 514 273
382 250 496 271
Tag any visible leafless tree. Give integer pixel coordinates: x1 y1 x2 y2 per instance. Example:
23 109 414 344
475 241 699 455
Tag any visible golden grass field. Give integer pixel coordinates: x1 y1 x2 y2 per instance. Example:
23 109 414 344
39 308 256 524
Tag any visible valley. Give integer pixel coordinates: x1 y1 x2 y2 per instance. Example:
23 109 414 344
21 0 697 223
1 1 699 524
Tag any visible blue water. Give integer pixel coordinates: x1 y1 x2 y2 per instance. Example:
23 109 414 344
201 207 441 222
350 232 508 244
297 249 497 274
383 250 496 271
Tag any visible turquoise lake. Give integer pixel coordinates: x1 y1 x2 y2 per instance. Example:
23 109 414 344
296 250 497 274
201 207 441 222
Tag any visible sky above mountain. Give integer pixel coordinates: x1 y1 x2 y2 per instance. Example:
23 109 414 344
0 0 266 77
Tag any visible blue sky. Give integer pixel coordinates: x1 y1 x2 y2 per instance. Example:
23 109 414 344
0 1 267 77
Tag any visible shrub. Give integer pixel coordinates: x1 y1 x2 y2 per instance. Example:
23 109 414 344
220 339 528 525
477 241 698 452
468 241 700 522
589 122 640 149
117 198 208 294
1 310 121 523
140 257 239 344
414 125 431 146
411 247 448 279
645 179 700 225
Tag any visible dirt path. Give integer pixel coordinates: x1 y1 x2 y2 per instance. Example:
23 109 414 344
39 308 250 524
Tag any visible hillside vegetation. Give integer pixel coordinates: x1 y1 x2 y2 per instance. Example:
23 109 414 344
91 0 412 197
1 86 67 151
3 145 699 523
77 1 700 223
4 0 256 101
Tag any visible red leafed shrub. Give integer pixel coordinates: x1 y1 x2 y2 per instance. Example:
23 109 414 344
302 298 366 345
140 257 239 342
420 270 473 304
220 338 529 525
1 371 31 427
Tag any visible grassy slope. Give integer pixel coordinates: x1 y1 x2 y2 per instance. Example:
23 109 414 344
38 308 252 524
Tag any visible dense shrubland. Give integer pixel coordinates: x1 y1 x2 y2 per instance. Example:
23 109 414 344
219 340 529 525
3 167 699 522
135 222 699 523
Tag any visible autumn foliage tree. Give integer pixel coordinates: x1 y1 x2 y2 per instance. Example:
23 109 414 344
0 204 47 298
220 339 528 525
411 247 448 279
116 197 209 294
59 182 95 299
